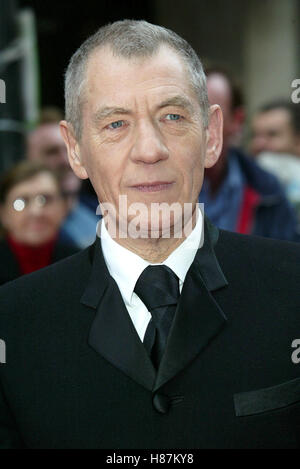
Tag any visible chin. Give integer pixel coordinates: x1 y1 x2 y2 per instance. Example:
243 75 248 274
25 232 53 246
127 210 187 240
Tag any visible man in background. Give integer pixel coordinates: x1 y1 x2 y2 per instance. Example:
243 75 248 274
251 100 300 157
251 100 300 218
27 113 99 248
199 69 299 241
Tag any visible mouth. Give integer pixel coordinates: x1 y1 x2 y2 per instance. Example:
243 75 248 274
130 181 174 193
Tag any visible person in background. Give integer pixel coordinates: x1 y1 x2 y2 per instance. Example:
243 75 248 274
39 107 100 214
199 68 300 241
250 100 300 219
251 100 300 157
0 160 78 286
39 106 66 125
27 117 99 248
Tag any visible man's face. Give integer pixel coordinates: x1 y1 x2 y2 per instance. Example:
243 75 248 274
28 124 70 171
251 109 300 156
28 123 81 199
61 46 222 235
207 74 232 143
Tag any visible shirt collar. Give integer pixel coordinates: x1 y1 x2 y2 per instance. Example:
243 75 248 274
100 209 203 306
162 209 203 285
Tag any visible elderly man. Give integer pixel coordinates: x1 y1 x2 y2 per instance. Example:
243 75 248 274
0 20 299 449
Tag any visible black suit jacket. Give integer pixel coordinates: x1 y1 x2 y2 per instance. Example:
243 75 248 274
0 238 79 286
0 219 299 448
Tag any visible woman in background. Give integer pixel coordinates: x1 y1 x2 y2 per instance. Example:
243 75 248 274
0 160 78 286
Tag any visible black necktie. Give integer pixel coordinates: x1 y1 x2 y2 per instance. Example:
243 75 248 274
134 265 180 369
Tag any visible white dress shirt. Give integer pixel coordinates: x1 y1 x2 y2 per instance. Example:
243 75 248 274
100 210 203 341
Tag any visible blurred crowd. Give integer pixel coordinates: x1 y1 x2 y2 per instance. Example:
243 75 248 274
0 107 100 286
0 66 300 285
199 67 300 241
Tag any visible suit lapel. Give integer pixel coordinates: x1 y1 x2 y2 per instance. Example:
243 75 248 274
80 217 228 394
154 217 229 391
80 238 156 392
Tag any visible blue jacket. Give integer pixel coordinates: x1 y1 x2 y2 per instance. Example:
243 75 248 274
203 148 300 242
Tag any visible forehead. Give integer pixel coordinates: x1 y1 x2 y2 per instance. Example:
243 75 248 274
29 126 65 154
7 173 59 199
84 45 196 107
254 109 291 129
32 125 62 143
206 74 231 110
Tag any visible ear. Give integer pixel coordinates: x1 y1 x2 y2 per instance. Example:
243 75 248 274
204 104 223 169
59 120 88 180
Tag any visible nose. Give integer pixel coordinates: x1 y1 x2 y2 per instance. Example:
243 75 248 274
28 203 44 216
26 197 46 216
130 120 169 164
252 136 268 156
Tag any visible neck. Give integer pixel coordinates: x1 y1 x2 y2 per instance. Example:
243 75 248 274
117 235 187 263
7 233 57 249
104 207 198 263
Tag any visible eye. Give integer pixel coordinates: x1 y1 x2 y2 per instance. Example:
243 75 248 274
107 120 124 130
165 114 182 121
13 198 26 212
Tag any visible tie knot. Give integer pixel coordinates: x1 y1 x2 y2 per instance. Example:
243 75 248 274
134 265 179 311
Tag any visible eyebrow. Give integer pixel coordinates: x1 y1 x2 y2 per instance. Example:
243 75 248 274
92 107 132 125
92 95 195 126
157 95 194 113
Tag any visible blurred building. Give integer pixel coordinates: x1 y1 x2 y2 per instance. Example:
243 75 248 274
1 0 300 169
155 0 300 120
0 0 26 171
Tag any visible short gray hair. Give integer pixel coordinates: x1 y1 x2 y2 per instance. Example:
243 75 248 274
64 20 209 139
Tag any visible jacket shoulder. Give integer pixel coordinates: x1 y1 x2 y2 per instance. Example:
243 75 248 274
52 241 80 261
0 244 93 315
216 229 300 280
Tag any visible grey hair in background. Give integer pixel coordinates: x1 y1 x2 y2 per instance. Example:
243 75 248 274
64 20 209 139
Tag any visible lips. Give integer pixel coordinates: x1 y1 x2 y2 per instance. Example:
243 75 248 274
130 181 174 192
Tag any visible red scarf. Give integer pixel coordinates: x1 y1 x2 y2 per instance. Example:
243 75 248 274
6 234 57 275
